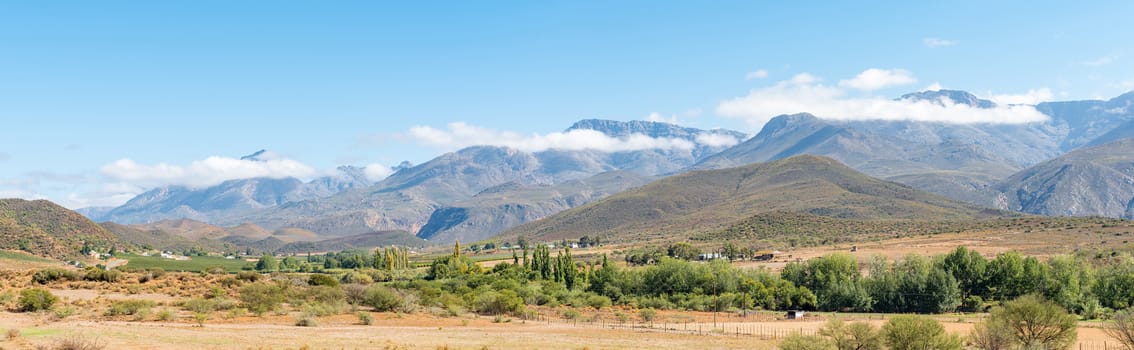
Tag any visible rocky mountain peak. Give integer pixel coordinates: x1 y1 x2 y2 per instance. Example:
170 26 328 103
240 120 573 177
899 90 997 108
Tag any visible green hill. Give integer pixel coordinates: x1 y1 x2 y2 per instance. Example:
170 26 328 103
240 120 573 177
499 155 1012 243
0 199 126 259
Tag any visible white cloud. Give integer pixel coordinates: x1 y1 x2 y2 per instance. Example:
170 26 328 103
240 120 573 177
100 155 318 189
645 112 679 124
987 88 1054 105
925 82 945 91
0 189 47 200
745 69 769 80
716 71 1050 129
1082 55 1118 67
405 122 721 153
694 133 741 148
363 164 394 182
838 68 917 91
923 38 957 48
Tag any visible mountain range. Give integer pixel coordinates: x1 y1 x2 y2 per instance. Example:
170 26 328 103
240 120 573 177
72 90 1134 246
498 155 1012 243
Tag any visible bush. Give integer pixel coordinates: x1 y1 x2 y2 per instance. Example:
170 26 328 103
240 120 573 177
32 268 78 284
156 308 176 321
182 298 236 314
340 271 373 285
363 285 404 312
820 319 882 350
561 309 580 320
1106 309 1134 350
585 294 612 309
471 289 525 316
358 311 373 325
53 335 105 350
969 319 1014 350
236 271 261 282
53 306 77 319
239 283 285 316
18 288 57 312
81 268 121 283
106 299 156 316
308 274 340 287
781 334 836 350
295 312 318 327
882 315 961 350
639 308 657 322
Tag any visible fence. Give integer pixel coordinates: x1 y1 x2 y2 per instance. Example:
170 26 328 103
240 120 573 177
524 313 819 339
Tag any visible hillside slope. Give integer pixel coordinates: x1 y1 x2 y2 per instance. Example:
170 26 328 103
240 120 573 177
0 199 125 259
501 155 1006 243
998 138 1134 219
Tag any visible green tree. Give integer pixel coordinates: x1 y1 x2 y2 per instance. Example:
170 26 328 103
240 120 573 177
426 254 481 280
939 246 987 300
667 242 700 260
785 254 871 311
882 315 962 350
255 254 278 272
988 294 1077 350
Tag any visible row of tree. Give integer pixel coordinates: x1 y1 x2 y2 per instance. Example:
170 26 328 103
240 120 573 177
779 246 1133 315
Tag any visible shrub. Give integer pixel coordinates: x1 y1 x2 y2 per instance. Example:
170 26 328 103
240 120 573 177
363 285 403 312
781 334 835 350
81 268 121 283
638 308 657 322
969 319 1014 350
358 311 374 325
193 312 209 327
32 268 78 284
562 309 580 320
304 301 346 317
53 335 105 350
339 271 373 285
239 283 284 316
107 299 157 316
236 271 261 282
308 274 340 287
18 288 57 312
52 305 77 319
585 294 612 309
206 286 227 299
471 290 524 316
1106 309 1134 350
0 290 14 306
882 315 961 350
156 308 176 321
820 319 882 350
182 298 215 313
344 284 369 305
295 312 318 327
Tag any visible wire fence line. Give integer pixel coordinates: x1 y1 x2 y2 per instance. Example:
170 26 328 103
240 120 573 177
521 313 1123 349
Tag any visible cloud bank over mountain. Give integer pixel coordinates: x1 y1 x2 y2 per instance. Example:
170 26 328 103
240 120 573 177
717 69 1051 129
406 121 738 153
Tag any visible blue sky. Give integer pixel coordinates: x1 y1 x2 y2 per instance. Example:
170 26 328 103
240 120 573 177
1 1 1132 208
